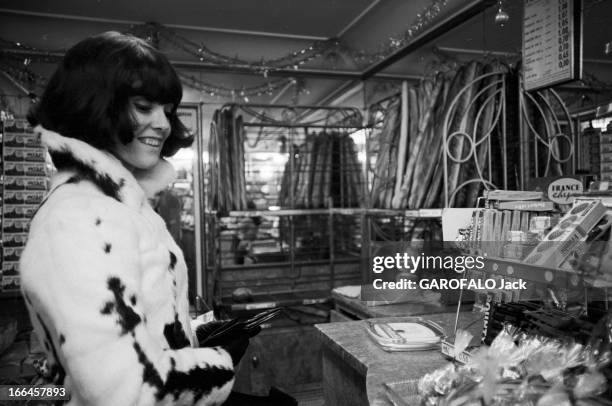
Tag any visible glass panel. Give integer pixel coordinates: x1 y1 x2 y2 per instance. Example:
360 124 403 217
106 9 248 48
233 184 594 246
159 104 201 305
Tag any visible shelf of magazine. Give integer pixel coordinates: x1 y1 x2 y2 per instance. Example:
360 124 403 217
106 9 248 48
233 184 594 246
0 119 50 296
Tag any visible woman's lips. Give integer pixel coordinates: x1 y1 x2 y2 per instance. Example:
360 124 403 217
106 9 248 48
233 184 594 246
138 137 162 147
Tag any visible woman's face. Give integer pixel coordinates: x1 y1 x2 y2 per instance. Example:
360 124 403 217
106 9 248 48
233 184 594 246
112 96 173 171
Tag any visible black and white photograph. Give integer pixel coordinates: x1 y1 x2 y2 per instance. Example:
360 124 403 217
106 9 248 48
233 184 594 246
1 1 612 405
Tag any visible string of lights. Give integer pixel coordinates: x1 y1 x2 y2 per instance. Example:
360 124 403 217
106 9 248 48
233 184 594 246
177 72 305 101
134 23 337 76
0 0 451 98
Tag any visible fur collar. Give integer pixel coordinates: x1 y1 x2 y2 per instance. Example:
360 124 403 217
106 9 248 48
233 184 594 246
36 126 176 209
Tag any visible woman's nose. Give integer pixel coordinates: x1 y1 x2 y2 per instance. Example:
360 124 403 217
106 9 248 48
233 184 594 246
152 106 170 132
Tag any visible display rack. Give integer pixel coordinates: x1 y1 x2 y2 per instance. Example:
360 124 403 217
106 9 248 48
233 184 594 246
205 103 367 309
204 103 375 396
439 66 578 207
441 257 611 361
433 69 610 364
441 223 611 364
571 99 612 180
0 118 49 298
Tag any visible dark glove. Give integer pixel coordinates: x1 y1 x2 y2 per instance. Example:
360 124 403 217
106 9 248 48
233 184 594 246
215 326 261 366
219 333 251 366
195 320 229 345
197 320 261 366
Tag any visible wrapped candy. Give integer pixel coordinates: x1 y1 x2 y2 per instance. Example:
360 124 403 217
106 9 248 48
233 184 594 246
524 341 585 383
536 385 571 406
452 330 473 359
572 371 607 398
418 327 611 406
418 364 459 397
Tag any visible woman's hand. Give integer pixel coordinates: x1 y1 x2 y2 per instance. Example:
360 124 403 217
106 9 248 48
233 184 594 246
195 320 228 344
218 333 252 366
196 320 261 366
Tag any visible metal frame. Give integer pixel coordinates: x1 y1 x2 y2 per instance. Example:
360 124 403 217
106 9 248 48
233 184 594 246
205 102 368 306
518 85 576 189
441 68 577 207
444 75 580 343
442 70 507 207
361 0 496 80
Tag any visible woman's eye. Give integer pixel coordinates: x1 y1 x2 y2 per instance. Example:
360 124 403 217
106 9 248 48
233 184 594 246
134 104 152 112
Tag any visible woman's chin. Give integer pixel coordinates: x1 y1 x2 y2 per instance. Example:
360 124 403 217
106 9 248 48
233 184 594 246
136 163 158 172
131 156 162 171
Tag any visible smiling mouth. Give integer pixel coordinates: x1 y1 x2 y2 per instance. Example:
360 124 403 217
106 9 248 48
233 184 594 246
138 137 162 147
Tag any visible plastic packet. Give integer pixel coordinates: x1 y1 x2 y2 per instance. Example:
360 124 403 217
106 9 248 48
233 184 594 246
468 329 517 374
418 363 459 397
452 329 473 358
572 371 607 398
536 384 572 406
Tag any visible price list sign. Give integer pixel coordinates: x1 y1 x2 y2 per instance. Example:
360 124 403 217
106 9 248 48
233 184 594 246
522 0 582 91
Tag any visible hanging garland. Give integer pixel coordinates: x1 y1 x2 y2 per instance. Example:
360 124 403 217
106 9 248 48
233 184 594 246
130 23 337 77
125 0 450 70
367 0 449 62
0 0 451 97
178 72 306 100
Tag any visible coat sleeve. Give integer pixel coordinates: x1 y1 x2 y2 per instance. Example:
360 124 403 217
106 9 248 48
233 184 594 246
20 194 234 406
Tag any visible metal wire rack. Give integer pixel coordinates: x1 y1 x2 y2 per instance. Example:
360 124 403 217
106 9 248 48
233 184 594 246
205 103 367 307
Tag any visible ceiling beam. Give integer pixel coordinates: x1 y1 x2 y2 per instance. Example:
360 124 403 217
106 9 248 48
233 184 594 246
311 80 361 107
328 82 364 106
173 60 419 81
0 48 420 81
0 70 30 95
437 46 612 65
336 0 381 38
360 0 496 80
0 8 327 41
247 81 294 123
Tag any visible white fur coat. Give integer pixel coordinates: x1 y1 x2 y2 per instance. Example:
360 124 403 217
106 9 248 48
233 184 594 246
19 128 234 406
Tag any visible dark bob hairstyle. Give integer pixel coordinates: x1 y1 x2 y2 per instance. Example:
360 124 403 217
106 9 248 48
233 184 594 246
28 31 192 157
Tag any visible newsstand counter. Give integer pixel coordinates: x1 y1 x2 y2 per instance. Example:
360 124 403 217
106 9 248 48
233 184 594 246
315 311 481 405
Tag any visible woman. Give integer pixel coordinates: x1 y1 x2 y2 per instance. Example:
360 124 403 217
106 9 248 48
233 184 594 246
20 31 249 406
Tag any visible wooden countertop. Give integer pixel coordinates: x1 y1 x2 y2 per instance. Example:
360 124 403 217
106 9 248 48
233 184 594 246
316 311 482 405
